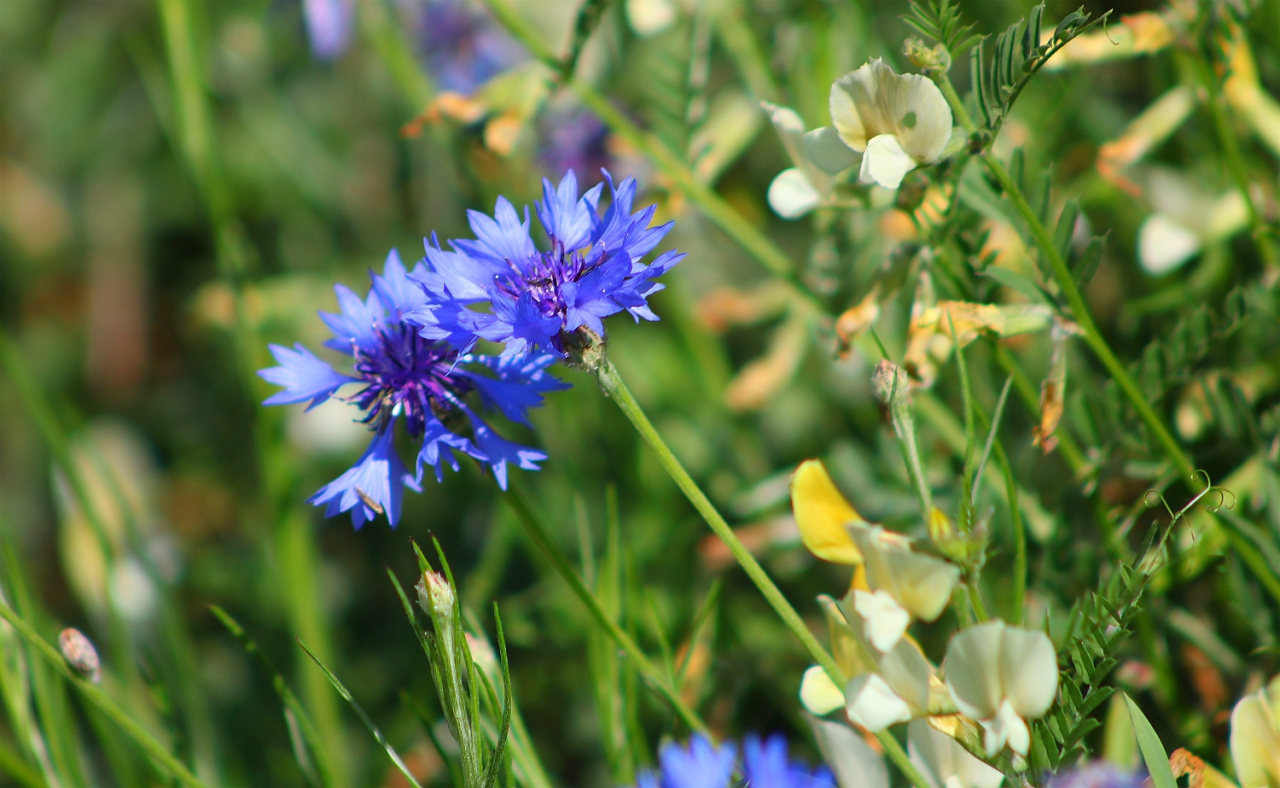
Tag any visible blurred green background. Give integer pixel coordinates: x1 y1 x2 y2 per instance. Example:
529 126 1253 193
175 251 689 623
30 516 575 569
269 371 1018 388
2 0 1280 785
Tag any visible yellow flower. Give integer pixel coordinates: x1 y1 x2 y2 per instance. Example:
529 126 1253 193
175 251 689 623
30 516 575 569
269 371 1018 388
790 459 865 565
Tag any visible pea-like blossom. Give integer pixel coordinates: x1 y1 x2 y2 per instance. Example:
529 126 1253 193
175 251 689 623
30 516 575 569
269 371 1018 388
408 169 684 360
259 251 564 528
943 620 1058 757
829 59 953 189
1231 678 1280 788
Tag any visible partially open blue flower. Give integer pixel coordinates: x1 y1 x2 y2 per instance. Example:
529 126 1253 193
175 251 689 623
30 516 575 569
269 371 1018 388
633 734 831 788
637 735 736 788
408 169 684 360
259 250 564 528
742 734 834 788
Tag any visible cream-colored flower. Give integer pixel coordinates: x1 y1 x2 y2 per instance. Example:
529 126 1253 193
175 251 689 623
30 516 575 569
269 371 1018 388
845 634 933 731
908 719 1004 788
764 104 858 218
809 715 889 788
850 523 960 653
1231 677 1280 788
829 59 953 189
799 592 938 733
943 621 1058 757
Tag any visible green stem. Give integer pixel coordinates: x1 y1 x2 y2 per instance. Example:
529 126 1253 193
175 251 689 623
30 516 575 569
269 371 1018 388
596 360 931 788
0 601 210 788
597 359 832 673
502 486 710 737
1186 51 1279 270
937 68 1196 483
983 153 1197 482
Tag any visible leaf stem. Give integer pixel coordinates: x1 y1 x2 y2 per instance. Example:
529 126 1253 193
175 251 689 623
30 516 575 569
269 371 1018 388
596 360 932 788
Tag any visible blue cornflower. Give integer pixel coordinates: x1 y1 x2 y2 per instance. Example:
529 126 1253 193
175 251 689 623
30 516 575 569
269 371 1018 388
742 734 834 788
409 169 685 360
259 250 564 528
637 735 737 788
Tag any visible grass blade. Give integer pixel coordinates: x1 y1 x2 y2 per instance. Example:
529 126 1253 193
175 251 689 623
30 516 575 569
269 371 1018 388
208 606 334 788
1124 694 1177 788
297 639 423 788
0 600 208 788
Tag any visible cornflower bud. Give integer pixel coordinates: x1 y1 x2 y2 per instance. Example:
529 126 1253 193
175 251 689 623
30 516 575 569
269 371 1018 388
416 570 455 621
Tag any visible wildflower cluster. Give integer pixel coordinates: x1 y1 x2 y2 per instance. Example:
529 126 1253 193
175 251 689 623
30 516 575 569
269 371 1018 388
260 171 682 527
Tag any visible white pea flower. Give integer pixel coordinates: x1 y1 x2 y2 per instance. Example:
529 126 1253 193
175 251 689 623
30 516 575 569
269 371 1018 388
800 593 938 733
764 103 858 218
1231 678 1280 788
850 523 961 654
943 620 1058 757
908 719 1004 788
844 635 932 731
829 58 954 189
808 715 889 788
1136 168 1249 276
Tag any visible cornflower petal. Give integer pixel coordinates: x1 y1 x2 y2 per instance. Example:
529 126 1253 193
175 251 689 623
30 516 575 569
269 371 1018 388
463 407 547 490
371 249 428 318
742 734 834 788
262 250 562 528
656 735 737 788
321 284 385 354
459 198 536 268
303 0 354 60
259 343 354 409
309 428 417 529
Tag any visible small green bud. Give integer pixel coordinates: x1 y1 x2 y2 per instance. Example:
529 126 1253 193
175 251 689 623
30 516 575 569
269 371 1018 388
416 570 455 621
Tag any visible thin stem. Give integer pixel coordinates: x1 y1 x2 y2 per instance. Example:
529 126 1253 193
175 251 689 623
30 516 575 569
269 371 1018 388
597 360 833 673
0 601 210 788
936 67 1196 482
596 360 932 788
967 581 990 622
1185 50 1279 270
502 486 710 737
983 153 1196 482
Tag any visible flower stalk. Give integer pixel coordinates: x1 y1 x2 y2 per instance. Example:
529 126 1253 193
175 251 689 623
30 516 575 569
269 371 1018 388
596 358 933 788
931 68 1198 485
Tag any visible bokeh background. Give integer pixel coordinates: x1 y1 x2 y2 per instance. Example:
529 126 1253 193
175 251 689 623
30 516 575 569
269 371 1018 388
2 0 1280 785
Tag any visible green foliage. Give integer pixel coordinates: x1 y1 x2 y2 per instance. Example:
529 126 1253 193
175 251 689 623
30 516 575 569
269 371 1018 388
902 0 982 57
968 5 1103 133
1029 564 1147 773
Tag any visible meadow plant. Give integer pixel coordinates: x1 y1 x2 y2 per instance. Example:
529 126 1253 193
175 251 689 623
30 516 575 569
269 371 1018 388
2 0 1280 786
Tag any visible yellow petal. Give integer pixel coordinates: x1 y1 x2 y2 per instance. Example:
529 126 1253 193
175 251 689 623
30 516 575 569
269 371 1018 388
792 460 864 564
